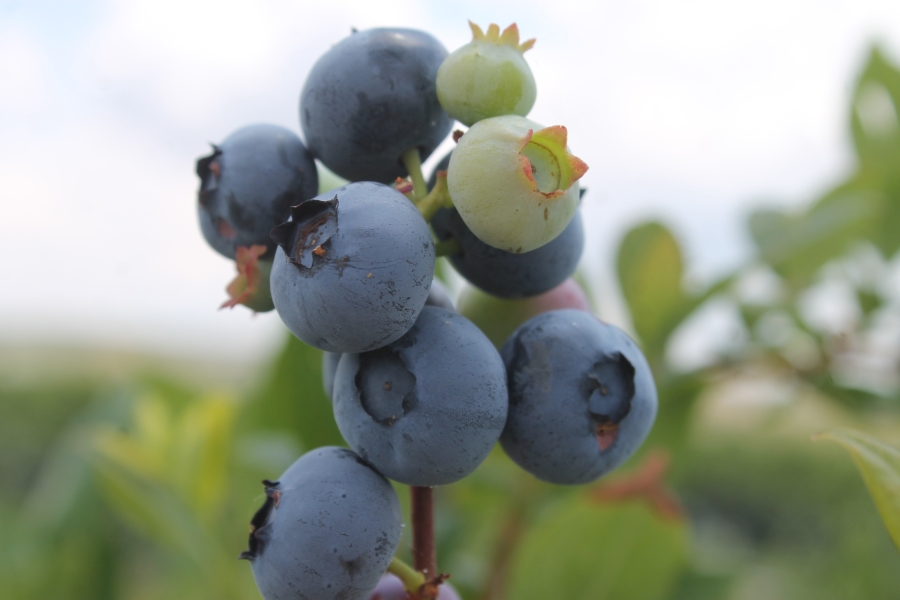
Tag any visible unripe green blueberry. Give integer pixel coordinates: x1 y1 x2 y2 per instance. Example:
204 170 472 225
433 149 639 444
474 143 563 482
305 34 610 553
437 22 537 126
447 115 588 253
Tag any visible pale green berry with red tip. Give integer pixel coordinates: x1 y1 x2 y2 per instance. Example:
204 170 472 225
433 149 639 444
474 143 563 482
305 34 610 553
447 114 588 253
436 22 537 126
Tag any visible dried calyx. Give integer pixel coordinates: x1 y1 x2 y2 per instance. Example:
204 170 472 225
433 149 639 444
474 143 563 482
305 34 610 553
240 479 281 560
270 197 339 269
221 245 272 311
195 144 222 207
584 353 636 451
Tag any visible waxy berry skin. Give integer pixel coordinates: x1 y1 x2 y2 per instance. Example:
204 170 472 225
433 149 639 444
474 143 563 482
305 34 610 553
321 278 454 401
500 310 657 485
270 182 435 354
333 307 508 487
432 206 584 298
243 447 402 600
196 124 317 259
300 28 453 184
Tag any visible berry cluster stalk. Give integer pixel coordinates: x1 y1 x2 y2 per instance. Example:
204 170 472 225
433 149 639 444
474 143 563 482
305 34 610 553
411 486 437 577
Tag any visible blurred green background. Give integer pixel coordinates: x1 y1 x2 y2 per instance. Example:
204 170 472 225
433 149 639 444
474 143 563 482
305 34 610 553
3 47 900 600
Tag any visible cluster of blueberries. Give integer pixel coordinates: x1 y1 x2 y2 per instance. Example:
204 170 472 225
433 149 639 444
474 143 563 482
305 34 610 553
195 22 658 600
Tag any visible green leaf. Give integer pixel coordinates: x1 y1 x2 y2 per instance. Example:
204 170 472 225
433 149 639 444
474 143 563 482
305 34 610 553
505 496 689 600
616 222 690 359
858 289 882 316
644 374 705 452
816 429 900 550
850 47 900 173
668 570 734 600
245 333 344 452
848 46 900 257
748 191 878 287
748 48 900 280
171 395 237 517
91 455 218 568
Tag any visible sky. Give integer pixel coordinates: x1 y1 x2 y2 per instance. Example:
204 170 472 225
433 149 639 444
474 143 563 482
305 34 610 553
1 0 899 362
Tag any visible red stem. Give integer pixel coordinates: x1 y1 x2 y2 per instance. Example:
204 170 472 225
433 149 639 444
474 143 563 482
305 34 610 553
410 486 436 577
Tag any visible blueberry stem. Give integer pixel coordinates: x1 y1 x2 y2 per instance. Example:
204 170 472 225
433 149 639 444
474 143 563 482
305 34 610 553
411 486 437 578
434 238 461 257
402 147 428 201
387 556 426 592
417 170 454 222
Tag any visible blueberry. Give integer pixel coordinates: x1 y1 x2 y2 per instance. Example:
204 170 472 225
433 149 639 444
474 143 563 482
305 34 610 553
333 307 508 486
300 28 453 183
196 124 317 259
270 182 435 353
321 279 453 401
446 116 586 253
500 310 657 484
365 573 461 600
429 152 584 298
435 22 537 126
242 447 401 600
433 206 584 298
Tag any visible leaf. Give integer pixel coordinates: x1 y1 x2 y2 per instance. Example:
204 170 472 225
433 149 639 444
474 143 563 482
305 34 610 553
668 570 734 600
245 333 344 452
91 454 216 567
644 374 705 452
815 429 900 550
857 288 882 316
616 222 690 359
747 48 900 280
172 395 237 517
505 496 689 600
848 46 900 257
748 191 878 287
850 47 900 173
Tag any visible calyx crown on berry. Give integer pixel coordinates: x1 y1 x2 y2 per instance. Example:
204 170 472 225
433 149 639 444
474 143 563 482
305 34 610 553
469 21 535 53
519 125 589 198
270 198 339 269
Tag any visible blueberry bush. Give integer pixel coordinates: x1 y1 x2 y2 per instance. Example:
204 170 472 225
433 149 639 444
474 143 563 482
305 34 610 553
2 24 900 600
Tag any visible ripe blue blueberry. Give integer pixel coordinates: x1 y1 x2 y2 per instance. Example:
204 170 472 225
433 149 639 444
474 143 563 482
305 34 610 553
321 278 454 400
333 307 508 486
300 28 453 183
500 310 657 484
242 447 402 600
196 124 317 259
270 182 435 353
433 206 584 298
